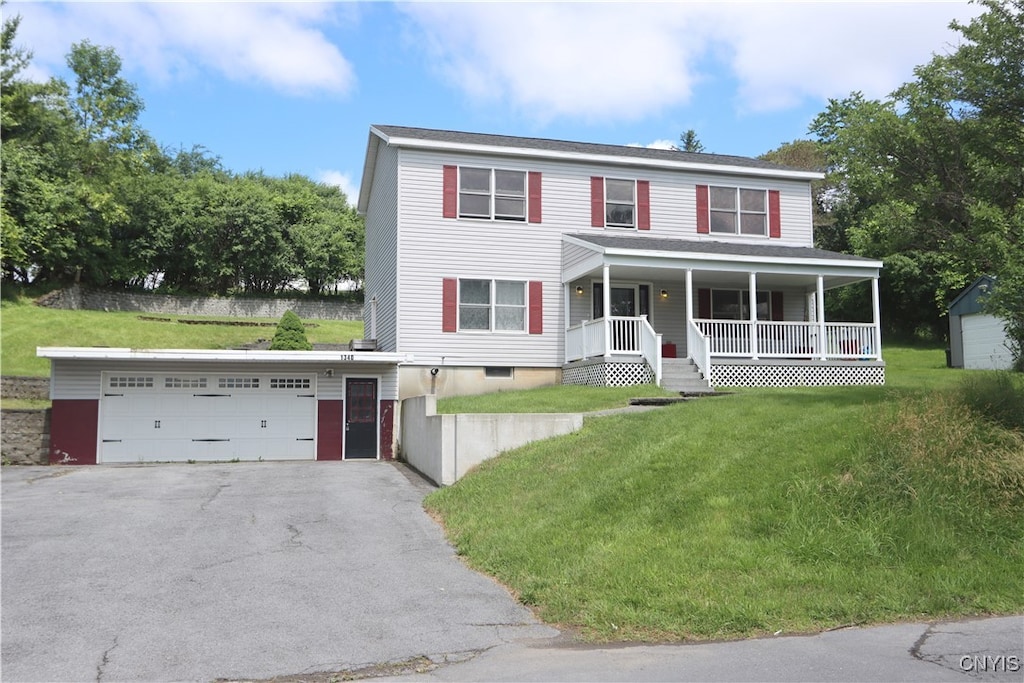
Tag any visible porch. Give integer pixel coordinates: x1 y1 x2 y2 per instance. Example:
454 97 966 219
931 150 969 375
560 233 886 388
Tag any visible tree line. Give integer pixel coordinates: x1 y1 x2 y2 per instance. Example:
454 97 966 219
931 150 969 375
1 11 363 296
759 0 1021 362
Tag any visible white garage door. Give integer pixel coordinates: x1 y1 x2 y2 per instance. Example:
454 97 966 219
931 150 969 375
962 314 1013 370
99 373 316 463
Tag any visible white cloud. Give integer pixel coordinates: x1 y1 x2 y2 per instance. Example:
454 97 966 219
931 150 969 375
8 1 356 96
399 1 983 121
627 139 678 150
400 2 709 124
318 170 359 202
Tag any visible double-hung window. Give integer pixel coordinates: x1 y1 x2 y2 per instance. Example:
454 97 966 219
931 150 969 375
605 179 635 228
710 186 767 236
459 279 526 332
459 168 526 221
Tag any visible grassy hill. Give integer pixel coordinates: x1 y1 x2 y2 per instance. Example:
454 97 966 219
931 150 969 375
427 348 1024 642
0 296 364 377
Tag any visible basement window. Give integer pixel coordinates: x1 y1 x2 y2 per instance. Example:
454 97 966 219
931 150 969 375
484 367 513 379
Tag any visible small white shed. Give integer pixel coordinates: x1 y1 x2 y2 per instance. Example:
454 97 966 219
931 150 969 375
948 276 1013 370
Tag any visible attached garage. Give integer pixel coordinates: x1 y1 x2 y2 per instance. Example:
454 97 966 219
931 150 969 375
38 348 408 465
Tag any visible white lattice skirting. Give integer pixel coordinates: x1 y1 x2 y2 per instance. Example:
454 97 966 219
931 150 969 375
711 362 885 387
563 361 654 387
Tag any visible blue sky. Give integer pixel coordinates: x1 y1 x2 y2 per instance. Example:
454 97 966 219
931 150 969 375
10 1 982 203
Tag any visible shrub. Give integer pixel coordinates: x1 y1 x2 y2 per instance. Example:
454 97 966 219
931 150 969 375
270 310 312 350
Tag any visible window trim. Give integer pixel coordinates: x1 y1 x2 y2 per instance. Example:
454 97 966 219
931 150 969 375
604 178 636 229
458 167 527 222
708 186 768 237
457 278 529 334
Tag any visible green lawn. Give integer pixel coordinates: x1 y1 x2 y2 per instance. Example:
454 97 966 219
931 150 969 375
0 296 363 377
426 348 1024 642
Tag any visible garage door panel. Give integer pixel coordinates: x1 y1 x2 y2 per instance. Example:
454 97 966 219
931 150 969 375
99 373 317 463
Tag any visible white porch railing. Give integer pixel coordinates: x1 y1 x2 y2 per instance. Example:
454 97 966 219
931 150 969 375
565 316 663 384
687 320 711 379
694 320 881 360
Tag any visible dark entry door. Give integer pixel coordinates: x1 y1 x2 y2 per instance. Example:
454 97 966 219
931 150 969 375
345 378 378 459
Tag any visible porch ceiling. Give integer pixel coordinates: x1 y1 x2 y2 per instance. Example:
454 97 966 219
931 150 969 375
562 234 882 290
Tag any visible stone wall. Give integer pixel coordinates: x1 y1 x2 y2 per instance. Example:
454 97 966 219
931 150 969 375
1 409 50 465
1 376 49 400
36 285 363 321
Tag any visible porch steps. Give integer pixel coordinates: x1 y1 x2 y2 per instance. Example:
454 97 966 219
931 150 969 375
660 358 715 394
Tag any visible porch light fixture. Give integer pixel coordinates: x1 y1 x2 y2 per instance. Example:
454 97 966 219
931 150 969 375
660 289 669 299
575 286 584 295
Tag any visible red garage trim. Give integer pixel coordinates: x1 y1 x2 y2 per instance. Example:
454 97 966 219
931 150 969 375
380 399 396 460
316 400 343 460
50 399 98 465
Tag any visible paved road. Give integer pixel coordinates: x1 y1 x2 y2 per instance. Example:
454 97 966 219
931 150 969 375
1 462 556 682
393 615 1023 682
3 462 1021 683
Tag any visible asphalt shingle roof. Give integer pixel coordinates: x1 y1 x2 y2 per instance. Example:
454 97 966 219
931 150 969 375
569 233 878 263
372 124 814 174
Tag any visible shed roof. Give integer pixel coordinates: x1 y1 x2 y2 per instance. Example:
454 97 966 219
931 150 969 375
948 275 997 317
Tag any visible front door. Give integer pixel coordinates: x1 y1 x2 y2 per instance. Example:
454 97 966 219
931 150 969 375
344 378 378 459
593 283 650 319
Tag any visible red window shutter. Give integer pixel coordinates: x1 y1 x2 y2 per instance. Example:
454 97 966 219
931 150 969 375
768 190 781 238
696 185 710 234
529 281 543 334
698 288 711 319
528 171 542 223
637 180 650 230
442 165 458 219
590 177 605 227
442 278 457 332
771 291 784 321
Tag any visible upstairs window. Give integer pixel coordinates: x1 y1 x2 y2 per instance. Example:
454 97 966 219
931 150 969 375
711 187 766 235
605 179 635 227
590 177 651 230
450 167 529 221
698 185 780 237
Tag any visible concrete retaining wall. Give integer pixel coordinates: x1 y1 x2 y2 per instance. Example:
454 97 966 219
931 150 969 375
2 376 49 400
1 409 50 465
401 395 583 486
36 285 363 321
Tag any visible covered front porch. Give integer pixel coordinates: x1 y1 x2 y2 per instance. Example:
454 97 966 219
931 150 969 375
560 234 886 388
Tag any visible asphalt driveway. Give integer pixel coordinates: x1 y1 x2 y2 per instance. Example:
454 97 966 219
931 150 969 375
1 462 557 682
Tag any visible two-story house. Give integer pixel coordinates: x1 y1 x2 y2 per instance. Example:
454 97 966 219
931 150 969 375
357 125 885 399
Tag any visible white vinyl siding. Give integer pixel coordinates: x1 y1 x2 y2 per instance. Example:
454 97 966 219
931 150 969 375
364 143 400 352
49 360 400 402
382 147 817 367
962 314 1013 370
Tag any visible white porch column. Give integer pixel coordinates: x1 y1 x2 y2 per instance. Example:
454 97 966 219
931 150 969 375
749 271 758 359
603 264 612 358
871 276 882 360
816 275 827 360
563 283 571 363
685 268 694 323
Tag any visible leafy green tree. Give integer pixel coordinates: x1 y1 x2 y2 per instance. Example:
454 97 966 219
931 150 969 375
809 0 1023 340
269 310 312 350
